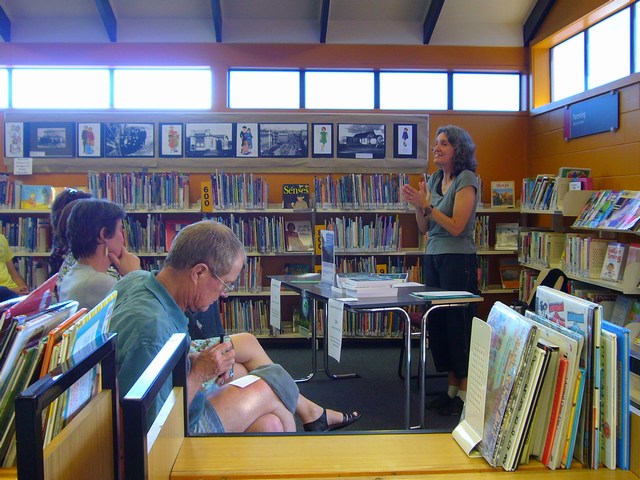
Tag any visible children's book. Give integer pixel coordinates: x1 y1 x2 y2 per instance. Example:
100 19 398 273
19 184 53 210
491 181 515 208
564 367 587 468
602 320 630 470
282 183 310 210
599 329 617 469
284 220 313 252
535 286 602 469
540 355 568 467
495 223 519 250
478 302 537 468
0 273 58 332
600 243 628 282
558 167 591 178
522 309 583 468
164 220 190 251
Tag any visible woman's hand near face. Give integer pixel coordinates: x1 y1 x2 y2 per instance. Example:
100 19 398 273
109 248 141 276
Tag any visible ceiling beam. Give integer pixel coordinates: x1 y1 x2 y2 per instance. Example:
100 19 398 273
211 0 222 42
0 6 11 42
423 0 445 45
320 0 330 43
523 0 556 47
94 0 116 42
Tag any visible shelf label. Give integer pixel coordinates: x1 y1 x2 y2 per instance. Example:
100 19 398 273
564 91 618 140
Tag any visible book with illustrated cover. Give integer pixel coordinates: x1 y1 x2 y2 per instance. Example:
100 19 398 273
600 243 628 282
282 183 310 210
284 220 313 252
535 286 602 469
19 184 53 210
495 223 519 250
164 219 190 251
541 355 569 467
522 310 583 468
558 167 591 178
478 301 538 468
491 181 515 208
564 367 587 468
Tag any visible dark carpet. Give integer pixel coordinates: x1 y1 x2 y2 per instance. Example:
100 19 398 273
260 338 462 433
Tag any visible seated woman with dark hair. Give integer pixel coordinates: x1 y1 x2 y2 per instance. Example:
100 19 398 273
58 198 140 310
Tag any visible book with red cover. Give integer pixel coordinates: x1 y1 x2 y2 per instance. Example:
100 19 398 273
541 355 569 467
0 273 58 332
164 220 190 251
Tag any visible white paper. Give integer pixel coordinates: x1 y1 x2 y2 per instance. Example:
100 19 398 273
229 374 260 388
13 158 33 175
269 279 281 330
327 298 344 362
336 297 358 302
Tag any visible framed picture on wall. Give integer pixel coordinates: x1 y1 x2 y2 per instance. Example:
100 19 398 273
259 123 308 158
159 123 184 157
235 122 258 157
312 123 333 157
27 122 75 157
393 123 417 158
337 123 385 159
185 123 233 157
4 122 24 158
77 123 102 157
104 122 154 157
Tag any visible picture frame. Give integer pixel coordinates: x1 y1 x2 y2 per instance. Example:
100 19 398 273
259 123 308 158
4 122 24 158
236 122 258 157
159 123 184 157
103 122 155 158
104 122 155 157
337 123 385 159
77 123 102 157
491 181 516 208
393 123 417 158
185 123 234 158
312 123 333 157
27 122 75 157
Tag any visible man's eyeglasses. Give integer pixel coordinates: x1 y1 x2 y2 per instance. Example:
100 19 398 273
212 272 236 293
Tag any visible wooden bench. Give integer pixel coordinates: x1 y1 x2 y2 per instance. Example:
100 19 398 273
122 333 640 480
13 332 121 480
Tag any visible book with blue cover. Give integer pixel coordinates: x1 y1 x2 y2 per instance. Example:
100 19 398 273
602 320 630 469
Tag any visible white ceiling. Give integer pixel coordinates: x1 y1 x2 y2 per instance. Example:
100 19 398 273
0 0 541 46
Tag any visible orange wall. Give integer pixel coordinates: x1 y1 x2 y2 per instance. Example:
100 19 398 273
0 43 528 205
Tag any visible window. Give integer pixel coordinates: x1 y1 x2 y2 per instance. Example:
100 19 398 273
12 68 110 109
379 72 447 110
588 8 630 89
114 68 212 109
452 73 520 111
551 33 585 102
305 71 374 109
0 69 7 108
228 70 299 109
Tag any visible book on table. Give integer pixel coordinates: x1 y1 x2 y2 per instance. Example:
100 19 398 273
410 290 477 300
335 272 407 288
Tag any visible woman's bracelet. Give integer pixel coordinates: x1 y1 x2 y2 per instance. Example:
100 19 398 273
423 205 433 217
193 369 208 391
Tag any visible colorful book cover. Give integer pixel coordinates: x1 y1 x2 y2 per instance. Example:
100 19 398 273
535 286 602 469
284 220 313 252
600 243 628 282
602 320 630 470
541 355 569 467
19 184 53 210
478 301 537 467
558 167 591 178
599 329 617 469
282 183 310 210
565 367 587 468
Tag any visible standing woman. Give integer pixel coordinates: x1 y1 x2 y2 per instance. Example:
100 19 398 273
402 125 478 416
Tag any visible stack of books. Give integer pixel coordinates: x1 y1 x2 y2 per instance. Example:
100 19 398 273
333 272 408 297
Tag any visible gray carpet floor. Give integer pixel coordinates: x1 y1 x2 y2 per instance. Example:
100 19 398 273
261 338 462 433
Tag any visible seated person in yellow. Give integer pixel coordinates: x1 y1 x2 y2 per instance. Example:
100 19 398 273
0 233 29 302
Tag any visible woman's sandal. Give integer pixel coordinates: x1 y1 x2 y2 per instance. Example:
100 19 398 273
303 409 361 432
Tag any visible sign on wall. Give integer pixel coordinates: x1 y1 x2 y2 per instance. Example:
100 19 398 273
563 91 618 141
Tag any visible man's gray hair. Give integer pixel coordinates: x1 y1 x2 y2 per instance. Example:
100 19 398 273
164 220 246 276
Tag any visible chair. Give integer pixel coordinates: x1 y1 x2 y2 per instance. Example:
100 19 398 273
511 267 569 314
